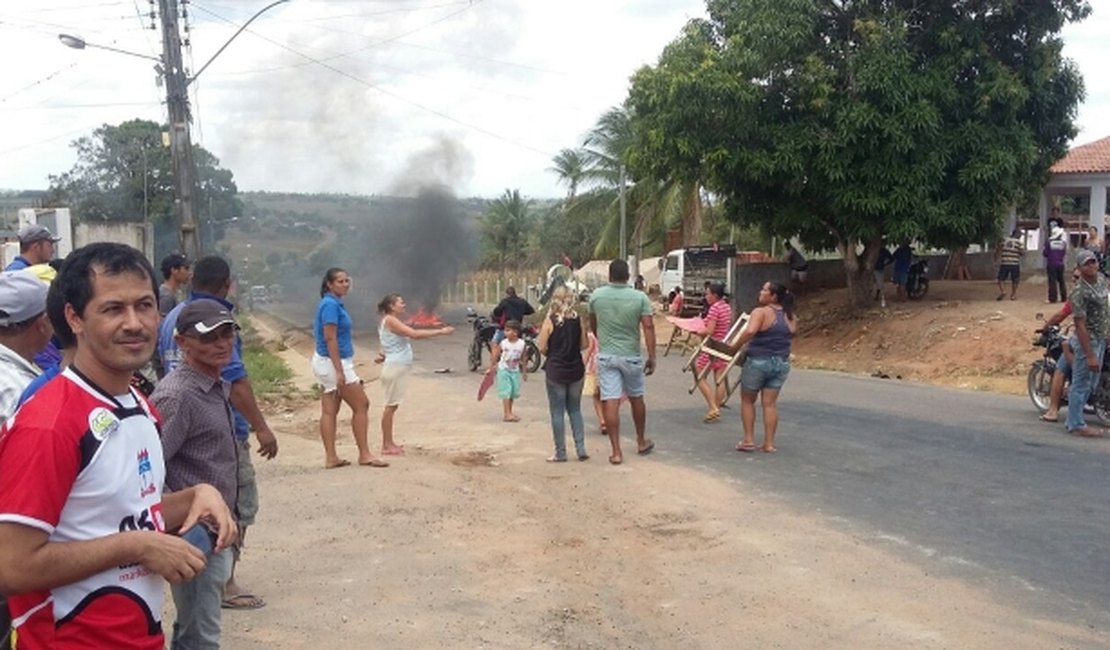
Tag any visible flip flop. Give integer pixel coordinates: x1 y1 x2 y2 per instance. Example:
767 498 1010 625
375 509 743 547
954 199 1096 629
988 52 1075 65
325 459 351 469
762 447 778 453
1070 428 1106 438
546 456 567 463
577 454 590 461
359 458 390 467
382 447 406 456
735 443 755 453
637 441 655 456
1039 414 1058 422
703 411 721 423
222 593 266 610
609 455 622 465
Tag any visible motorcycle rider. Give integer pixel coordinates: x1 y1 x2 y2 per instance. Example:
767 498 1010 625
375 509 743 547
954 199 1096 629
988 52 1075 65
1064 249 1108 437
491 286 534 345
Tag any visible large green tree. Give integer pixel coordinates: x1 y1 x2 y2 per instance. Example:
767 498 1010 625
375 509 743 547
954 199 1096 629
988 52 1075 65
628 0 1088 305
481 189 534 279
46 118 242 258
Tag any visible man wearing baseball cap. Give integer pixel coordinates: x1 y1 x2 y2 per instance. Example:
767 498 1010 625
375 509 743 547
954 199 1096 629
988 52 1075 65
1065 248 1109 437
0 269 51 425
4 225 62 271
151 299 240 649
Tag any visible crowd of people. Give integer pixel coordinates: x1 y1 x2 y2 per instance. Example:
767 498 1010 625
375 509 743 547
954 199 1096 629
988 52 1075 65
0 228 798 647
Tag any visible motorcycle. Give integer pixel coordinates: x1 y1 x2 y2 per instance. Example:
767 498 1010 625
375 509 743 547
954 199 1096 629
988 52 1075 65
1027 324 1110 424
906 258 929 301
466 312 542 374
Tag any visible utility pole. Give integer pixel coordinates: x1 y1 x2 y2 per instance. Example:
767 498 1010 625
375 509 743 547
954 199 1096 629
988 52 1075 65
619 164 627 261
159 0 200 259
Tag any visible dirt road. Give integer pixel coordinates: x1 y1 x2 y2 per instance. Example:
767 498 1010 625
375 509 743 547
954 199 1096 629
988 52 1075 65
214 315 1099 649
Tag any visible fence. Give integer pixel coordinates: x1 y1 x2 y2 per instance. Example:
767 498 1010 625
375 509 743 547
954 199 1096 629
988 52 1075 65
440 275 546 308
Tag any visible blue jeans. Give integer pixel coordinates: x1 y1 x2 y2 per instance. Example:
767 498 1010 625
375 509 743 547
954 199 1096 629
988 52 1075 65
545 378 586 459
1066 338 1106 432
170 549 234 650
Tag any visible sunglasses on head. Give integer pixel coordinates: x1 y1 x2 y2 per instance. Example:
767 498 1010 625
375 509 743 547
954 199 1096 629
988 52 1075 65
1083 258 1099 266
188 325 237 344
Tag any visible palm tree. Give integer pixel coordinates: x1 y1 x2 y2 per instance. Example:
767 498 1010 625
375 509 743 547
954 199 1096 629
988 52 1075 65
548 148 587 201
481 189 533 280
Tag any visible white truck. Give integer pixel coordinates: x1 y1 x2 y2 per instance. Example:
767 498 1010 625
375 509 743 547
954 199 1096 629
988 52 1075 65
659 245 736 313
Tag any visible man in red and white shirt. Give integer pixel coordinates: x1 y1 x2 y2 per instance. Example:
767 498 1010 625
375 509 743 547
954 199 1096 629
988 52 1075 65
0 243 236 650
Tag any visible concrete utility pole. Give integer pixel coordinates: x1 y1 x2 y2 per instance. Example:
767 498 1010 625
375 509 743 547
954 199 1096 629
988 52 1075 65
159 0 200 259
619 164 627 261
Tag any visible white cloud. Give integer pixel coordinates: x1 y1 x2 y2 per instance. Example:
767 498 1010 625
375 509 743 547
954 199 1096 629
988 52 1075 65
1 0 1106 199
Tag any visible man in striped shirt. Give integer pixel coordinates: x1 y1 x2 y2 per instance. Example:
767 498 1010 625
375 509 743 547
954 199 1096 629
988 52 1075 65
997 228 1024 301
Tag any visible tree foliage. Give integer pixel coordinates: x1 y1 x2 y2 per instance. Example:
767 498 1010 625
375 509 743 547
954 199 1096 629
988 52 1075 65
481 189 534 278
46 118 242 258
627 0 1089 305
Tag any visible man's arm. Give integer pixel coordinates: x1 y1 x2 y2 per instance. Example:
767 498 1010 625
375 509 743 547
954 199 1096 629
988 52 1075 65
640 315 656 375
0 524 205 594
161 484 238 551
229 379 278 459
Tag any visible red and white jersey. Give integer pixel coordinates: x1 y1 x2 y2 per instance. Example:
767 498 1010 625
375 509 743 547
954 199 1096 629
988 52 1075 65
0 367 166 650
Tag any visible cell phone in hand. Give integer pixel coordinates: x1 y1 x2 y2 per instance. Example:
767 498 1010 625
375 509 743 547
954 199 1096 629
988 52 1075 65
179 523 216 556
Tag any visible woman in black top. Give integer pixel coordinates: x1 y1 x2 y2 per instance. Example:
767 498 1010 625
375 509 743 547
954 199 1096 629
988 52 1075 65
537 286 590 462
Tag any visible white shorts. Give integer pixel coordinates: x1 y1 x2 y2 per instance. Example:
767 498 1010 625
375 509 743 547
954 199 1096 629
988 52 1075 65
311 353 361 393
380 363 411 406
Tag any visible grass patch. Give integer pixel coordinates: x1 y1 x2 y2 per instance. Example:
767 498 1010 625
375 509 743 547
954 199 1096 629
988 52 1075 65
242 344 293 395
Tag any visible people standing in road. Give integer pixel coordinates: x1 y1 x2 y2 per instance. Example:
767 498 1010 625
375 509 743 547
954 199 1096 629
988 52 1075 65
157 255 280 612
486 320 527 422
588 258 656 465
2 224 60 271
159 253 192 316
1044 222 1069 303
892 242 914 301
0 242 236 650
312 268 389 469
996 228 1024 301
729 281 797 453
1064 249 1108 437
151 299 240 650
538 286 590 462
375 293 454 456
696 282 733 423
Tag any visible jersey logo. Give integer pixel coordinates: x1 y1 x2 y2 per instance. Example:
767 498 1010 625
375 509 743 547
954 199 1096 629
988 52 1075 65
137 448 157 498
88 408 120 441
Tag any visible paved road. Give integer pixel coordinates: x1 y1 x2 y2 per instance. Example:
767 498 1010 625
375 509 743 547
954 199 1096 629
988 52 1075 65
642 351 1110 631
268 303 1110 631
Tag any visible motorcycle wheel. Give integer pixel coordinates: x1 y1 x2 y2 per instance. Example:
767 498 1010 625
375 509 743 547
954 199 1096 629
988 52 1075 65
1027 361 1053 412
908 278 929 301
468 338 483 372
525 341 542 374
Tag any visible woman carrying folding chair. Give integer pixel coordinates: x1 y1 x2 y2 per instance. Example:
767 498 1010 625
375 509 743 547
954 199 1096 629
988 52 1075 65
696 282 733 422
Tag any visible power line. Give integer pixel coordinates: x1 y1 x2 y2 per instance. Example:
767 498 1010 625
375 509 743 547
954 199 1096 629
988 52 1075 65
190 2 552 158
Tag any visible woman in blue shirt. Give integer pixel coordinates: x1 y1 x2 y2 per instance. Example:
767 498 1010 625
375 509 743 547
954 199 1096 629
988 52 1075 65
312 268 388 469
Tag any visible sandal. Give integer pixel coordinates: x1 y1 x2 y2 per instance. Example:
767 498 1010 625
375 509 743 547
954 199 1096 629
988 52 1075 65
735 442 755 452
703 411 721 423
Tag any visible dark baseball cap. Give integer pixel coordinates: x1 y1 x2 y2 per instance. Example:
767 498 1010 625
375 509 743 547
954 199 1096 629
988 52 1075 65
175 299 237 336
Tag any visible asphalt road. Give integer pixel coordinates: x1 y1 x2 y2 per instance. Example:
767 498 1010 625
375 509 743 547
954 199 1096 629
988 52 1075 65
266 302 1110 632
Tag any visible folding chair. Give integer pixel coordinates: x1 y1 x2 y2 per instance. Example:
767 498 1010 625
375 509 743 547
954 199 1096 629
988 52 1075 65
683 311 751 407
663 296 707 357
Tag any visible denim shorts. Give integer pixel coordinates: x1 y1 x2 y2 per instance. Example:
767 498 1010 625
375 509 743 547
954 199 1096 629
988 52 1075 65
740 356 791 391
597 354 646 400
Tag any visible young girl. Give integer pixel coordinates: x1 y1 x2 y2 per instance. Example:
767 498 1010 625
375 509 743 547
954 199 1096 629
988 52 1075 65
582 331 606 434
486 320 526 421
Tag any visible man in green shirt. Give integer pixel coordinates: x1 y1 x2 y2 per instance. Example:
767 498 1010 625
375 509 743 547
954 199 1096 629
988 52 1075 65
1066 248 1109 437
588 259 656 464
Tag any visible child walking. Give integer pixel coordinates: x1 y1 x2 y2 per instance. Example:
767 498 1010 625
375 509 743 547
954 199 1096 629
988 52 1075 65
582 331 606 434
487 320 527 421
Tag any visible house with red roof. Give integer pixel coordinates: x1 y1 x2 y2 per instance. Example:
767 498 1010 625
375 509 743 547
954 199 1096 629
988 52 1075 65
1039 135 1110 237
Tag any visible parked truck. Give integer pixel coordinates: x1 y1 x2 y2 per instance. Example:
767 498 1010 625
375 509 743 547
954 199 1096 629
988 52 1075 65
658 245 737 315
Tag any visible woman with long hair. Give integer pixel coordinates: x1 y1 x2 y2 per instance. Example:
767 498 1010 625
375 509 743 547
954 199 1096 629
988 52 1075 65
696 282 733 422
311 268 389 468
375 293 454 455
728 282 797 453
537 286 590 461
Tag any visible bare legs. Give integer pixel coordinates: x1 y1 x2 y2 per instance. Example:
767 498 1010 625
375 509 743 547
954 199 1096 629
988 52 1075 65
319 391 344 468
603 396 650 465
381 404 404 454
737 387 781 452
697 366 725 420
319 383 387 467
591 392 605 433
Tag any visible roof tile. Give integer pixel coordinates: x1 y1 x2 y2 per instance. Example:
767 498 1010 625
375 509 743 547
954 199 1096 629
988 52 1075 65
1051 135 1110 174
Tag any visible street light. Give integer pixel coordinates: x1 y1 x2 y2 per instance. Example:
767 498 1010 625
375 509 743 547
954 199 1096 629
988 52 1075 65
58 0 290 260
